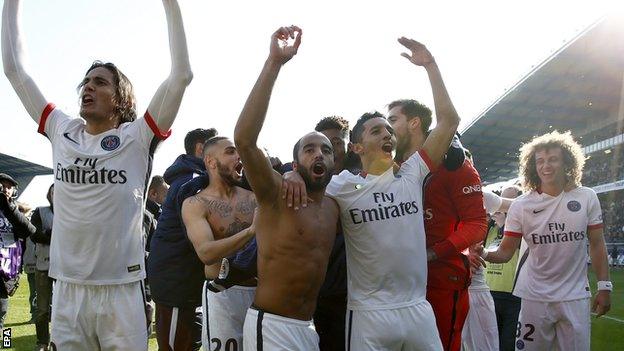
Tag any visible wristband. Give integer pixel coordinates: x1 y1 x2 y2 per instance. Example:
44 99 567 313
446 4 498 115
597 281 613 292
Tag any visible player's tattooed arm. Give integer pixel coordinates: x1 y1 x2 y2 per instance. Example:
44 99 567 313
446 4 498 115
2 0 48 123
234 26 302 205
398 37 460 168
183 197 254 265
147 0 193 132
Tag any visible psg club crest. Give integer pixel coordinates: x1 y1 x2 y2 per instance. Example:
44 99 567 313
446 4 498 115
101 135 121 151
567 200 581 212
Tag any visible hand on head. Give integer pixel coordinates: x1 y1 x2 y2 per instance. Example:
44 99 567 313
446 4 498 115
269 26 302 65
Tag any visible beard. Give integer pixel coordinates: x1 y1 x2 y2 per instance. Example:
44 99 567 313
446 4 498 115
298 166 332 192
216 160 242 187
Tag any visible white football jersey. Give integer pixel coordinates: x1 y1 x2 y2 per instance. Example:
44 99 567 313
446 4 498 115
326 150 432 310
39 104 168 284
504 186 603 301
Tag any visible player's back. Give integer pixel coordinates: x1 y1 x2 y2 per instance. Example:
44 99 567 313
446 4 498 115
253 196 339 320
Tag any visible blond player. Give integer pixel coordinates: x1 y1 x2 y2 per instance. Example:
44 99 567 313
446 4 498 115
478 131 611 351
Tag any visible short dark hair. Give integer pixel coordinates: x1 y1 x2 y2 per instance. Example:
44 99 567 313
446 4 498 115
203 136 229 156
78 61 137 125
184 128 218 155
148 175 165 192
46 184 54 205
315 116 349 138
388 99 432 134
293 138 302 162
350 111 385 143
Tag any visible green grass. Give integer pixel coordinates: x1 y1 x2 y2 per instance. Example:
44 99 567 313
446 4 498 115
589 267 624 351
3 276 160 350
2 270 623 350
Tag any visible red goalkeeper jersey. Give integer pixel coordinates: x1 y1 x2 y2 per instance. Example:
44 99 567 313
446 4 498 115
424 160 487 290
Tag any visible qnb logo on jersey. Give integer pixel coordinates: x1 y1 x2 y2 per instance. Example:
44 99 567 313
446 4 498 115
55 157 127 185
348 191 419 224
530 222 585 245
462 184 482 194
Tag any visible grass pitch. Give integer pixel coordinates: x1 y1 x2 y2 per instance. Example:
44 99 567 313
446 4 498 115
2 269 623 350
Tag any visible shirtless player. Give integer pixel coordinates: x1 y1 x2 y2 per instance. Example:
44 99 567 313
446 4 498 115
181 136 257 351
234 26 340 350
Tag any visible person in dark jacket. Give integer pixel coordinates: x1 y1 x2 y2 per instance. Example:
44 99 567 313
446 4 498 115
147 175 168 221
147 128 217 351
0 173 36 329
30 184 54 351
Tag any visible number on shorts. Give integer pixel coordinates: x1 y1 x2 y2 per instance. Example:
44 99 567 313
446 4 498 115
211 338 221 351
211 338 238 351
225 339 238 351
516 323 535 341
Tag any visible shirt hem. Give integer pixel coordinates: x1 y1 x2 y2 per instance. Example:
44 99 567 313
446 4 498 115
49 273 145 286
513 292 591 302
347 297 426 311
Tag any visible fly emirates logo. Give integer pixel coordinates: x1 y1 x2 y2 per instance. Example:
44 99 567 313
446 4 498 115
531 222 585 245
349 192 420 224
55 157 128 185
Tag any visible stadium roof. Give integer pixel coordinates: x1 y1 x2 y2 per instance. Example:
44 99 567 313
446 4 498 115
461 16 624 183
0 153 53 190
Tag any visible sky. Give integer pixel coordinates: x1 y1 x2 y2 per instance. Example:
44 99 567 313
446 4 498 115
0 0 618 206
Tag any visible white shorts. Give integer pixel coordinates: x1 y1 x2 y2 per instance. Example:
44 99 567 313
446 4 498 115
50 280 148 351
242 307 318 351
461 289 498 351
346 300 443 351
515 298 590 351
202 281 255 351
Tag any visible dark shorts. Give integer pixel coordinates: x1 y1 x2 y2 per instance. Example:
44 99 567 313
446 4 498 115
155 303 202 351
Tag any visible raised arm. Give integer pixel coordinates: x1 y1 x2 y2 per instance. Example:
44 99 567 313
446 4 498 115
399 37 460 167
234 26 301 204
182 197 254 266
146 0 193 132
2 0 47 122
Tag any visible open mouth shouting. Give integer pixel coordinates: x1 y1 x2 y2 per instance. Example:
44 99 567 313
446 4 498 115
81 94 94 107
311 161 327 178
381 141 394 154
234 162 244 178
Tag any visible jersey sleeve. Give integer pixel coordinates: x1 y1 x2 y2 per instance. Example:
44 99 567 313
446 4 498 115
482 189 503 214
325 172 353 203
399 149 434 186
37 103 72 143
504 199 523 238
587 189 603 230
127 111 172 152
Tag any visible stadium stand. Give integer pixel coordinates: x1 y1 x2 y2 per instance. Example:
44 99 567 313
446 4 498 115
461 15 624 246
0 153 52 190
